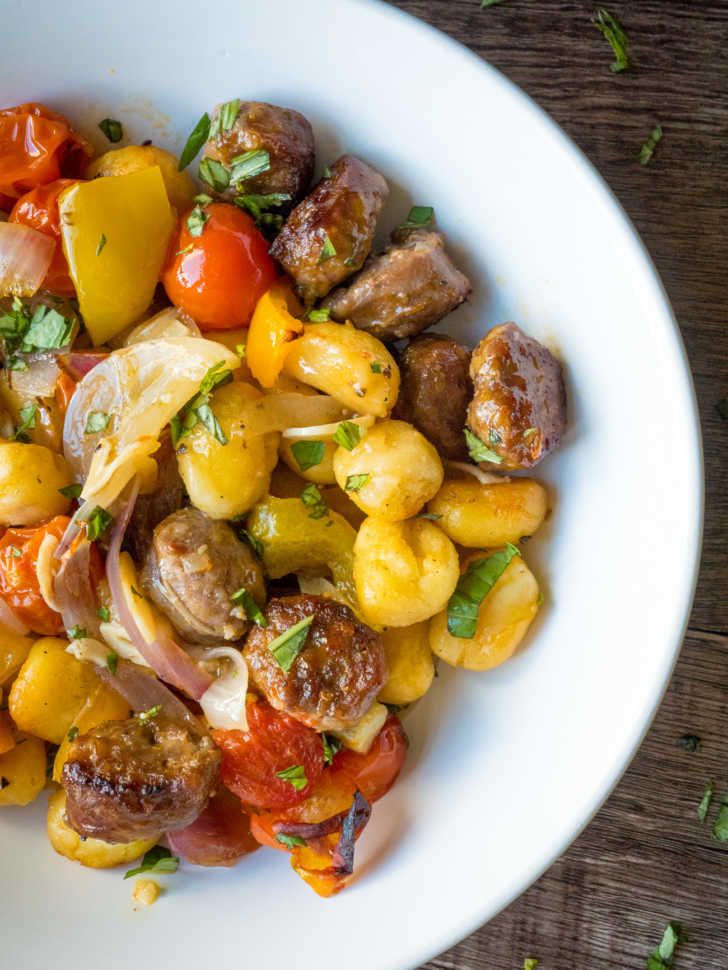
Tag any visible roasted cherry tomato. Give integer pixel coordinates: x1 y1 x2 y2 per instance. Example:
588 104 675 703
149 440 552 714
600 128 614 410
9 179 77 295
0 515 70 635
332 715 408 803
213 698 325 811
161 203 278 330
0 103 92 199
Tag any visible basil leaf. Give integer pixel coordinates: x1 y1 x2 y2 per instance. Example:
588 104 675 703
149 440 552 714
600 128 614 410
194 193 214 206
447 545 520 639
22 305 73 352
172 363 232 447
186 204 209 237
124 845 179 879
229 149 270 185
14 403 37 440
210 99 240 138
300 484 328 519
231 587 267 626
99 118 123 143
592 8 629 73
647 922 686 969
464 428 504 464
322 733 342 766
234 192 291 222
400 205 434 229
106 651 119 675
322 165 332 178
195 402 228 445
275 833 307 849
198 361 233 397
199 156 230 193
712 792 728 841
268 614 314 673
333 420 365 451
96 233 107 256
639 124 663 166
291 439 325 472
697 781 713 823
305 307 330 323
275 764 308 791
59 483 82 499
84 411 111 435
178 112 211 170
345 473 369 492
83 505 113 542
317 232 336 264
67 625 87 640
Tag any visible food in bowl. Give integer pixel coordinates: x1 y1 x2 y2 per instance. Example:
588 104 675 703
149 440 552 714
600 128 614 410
0 97 566 896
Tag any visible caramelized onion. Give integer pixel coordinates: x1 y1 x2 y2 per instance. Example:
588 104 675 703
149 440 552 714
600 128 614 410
0 222 55 297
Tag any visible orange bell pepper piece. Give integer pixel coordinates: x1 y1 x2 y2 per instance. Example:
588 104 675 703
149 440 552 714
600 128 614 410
246 279 304 388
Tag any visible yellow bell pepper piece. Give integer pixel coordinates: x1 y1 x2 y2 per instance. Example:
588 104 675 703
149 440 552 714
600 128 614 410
246 280 304 388
59 167 175 346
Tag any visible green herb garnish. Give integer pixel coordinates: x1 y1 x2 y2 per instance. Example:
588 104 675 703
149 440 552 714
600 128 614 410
333 420 364 451
447 545 520 639
124 845 179 879
322 733 342 766
275 833 307 849
345 473 369 492
24 305 73 352
210 99 240 138
592 8 629 73
84 411 111 435
106 651 119 675
401 205 434 229
697 781 713 823
300 483 329 519
67 726 79 742
99 118 123 143
318 232 336 264
639 125 663 166
199 156 230 193
179 112 211 170
171 361 232 447
291 440 325 472
646 921 686 969
186 204 209 237
84 506 113 542
305 307 331 323
175 243 194 257
67 626 87 640
136 705 161 723
464 428 503 464
229 148 271 185
8 546 22 558
268 614 314 673
96 233 107 256
234 192 290 222
370 361 382 373
275 764 308 791
98 605 110 622
59 483 82 499
323 166 332 178
14 403 37 440
712 791 728 841
231 587 267 626
523 961 538 970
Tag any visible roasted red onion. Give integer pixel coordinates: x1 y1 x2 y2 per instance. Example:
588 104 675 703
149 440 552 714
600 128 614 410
0 222 55 297
168 787 259 867
58 350 109 381
94 655 201 731
275 789 372 875
53 535 101 637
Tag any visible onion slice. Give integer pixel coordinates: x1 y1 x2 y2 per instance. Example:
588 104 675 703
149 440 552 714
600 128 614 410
53 533 101 637
0 222 55 298
281 414 375 441
168 787 259 867
58 350 109 381
105 479 212 700
193 646 249 732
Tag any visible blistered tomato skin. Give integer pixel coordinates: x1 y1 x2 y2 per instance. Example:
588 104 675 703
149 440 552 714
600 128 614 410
9 179 77 295
161 203 278 330
332 715 408 803
213 698 325 812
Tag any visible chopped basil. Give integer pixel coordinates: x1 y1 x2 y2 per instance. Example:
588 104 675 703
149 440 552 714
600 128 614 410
291 439 325 472
171 362 232 447
523 427 538 441
136 705 161 723
235 343 246 357
195 402 227 445
712 792 728 841
401 205 434 229
677 734 701 752
14 403 37 440
231 587 267 626
345 473 369 492
67 625 87 640
59 483 82 499
18 304 73 354
67 726 79 742
238 528 264 560
210 98 240 138
697 780 713 823
317 232 336 264
234 192 291 222
124 845 179 879
98 118 123 143
523 961 538 970
464 428 504 464
186 204 209 237
229 148 271 185
647 922 686 969
194 193 214 206
275 832 307 849
84 411 111 434
178 112 211 170
300 483 329 519
322 733 342 766
592 8 629 73
106 651 119 675
305 307 331 323
84 505 113 542
322 166 332 178
275 764 308 791
96 233 107 256
98 605 111 622
199 156 230 193
639 125 663 166
447 545 520 639
268 614 314 673
370 361 382 373
8 545 22 558
333 420 365 451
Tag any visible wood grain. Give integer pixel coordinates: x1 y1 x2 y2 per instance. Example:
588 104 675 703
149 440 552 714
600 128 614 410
382 1 728 966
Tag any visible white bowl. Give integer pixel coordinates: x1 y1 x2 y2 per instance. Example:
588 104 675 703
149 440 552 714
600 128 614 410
1 1 702 968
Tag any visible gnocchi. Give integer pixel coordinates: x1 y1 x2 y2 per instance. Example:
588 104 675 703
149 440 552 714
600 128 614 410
0 733 46 806
428 478 548 547
0 442 73 526
0 629 34 685
86 145 197 213
378 622 435 705
353 517 459 627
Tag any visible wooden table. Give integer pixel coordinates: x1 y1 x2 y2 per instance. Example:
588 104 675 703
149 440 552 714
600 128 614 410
386 2 728 966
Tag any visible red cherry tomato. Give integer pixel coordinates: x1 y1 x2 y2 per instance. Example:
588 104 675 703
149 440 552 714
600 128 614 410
9 179 77 296
332 715 408 803
0 516 70 635
161 203 278 330
213 698 325 812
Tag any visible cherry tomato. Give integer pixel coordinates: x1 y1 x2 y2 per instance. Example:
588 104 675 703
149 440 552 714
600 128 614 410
332 715 408 803
9 179 77 295
0 103 91 199
0 516 70 635
213 698 325 811
161 203 278 330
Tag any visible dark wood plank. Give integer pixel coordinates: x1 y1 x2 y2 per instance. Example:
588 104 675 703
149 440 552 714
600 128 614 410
381 1 728 966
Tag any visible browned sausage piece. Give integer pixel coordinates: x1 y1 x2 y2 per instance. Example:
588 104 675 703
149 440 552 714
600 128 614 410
142 508 265 644
125 434 186 563
323 229 471 340
202 100 315 203
244 595 386 732
61 715 220 843
270 155 388 305
467 322 566 470
393 334 472 460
